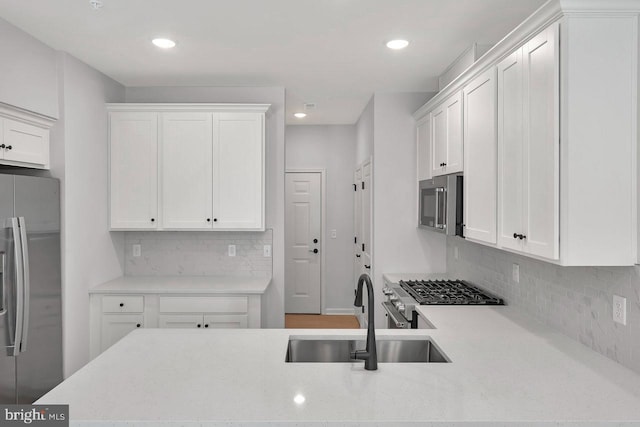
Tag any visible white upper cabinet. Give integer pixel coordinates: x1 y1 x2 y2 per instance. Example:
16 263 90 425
107 104 269 231
416 115 431 182
431 91 463 176
212 113 264 230
161 112 213 229
0 105 55 170
498 24 559 260
109 112 158 229
463 67 497 245
414 2 639 266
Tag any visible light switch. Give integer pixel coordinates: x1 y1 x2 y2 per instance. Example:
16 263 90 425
512 263 520 283
263 244 272 257
331 229 337 239
454 246 459 260
613 295 627 325
132 244 141 257
228 245 236 257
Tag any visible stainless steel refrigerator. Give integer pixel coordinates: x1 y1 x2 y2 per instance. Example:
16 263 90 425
0 173 62 403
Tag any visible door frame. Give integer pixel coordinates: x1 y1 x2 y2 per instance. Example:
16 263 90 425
285 169 327 314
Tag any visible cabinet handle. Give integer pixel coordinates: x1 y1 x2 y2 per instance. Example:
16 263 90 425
197 324 202 328
521 235 527 240
5 145 12 150
119 303 124 307
356 254 361 258
136 324 141 328
0 144 4 149
513 233 518 239
364 264 371 269
150 218 155 222
442 162 446 166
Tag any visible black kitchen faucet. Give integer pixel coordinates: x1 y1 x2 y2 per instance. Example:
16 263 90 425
351 274 378 371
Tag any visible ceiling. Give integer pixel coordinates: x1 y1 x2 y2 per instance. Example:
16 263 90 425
0 0 547 124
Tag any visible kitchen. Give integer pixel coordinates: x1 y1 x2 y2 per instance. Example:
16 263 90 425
1 0 640 425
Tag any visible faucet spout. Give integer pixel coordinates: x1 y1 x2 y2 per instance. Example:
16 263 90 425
352 273 377 370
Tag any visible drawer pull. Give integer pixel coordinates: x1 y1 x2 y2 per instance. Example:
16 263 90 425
136 323 141 328
197 324 202 328
119 303 124 307
204 324 209 328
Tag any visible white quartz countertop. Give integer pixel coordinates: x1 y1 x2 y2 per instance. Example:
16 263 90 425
89 275 271 295
37 305 640 426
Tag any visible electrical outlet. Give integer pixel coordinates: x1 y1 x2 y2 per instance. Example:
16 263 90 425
613 295 627 325
228 245 236 257
454 246 459 260
331 229 337 239
132 244 141 257
263 244 272 257
512 263 520 283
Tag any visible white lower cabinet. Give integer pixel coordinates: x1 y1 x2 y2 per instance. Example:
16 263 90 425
90 292 261 358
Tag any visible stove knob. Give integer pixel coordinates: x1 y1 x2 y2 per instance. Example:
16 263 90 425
395 302 406 312
390 295 398 302
382 287 393 295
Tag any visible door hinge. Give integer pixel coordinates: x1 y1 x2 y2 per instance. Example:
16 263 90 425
362 243 365 251
361 181 365 190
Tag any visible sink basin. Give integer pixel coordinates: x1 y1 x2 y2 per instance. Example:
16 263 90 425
285 337 449 363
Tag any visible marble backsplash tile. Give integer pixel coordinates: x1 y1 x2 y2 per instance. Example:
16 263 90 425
124 230 273 277
446 237 640 374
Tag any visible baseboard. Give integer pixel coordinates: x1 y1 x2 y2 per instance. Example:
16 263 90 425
324 308 358 315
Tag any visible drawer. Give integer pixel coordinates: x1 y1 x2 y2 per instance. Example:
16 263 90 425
102 295 144 313
159 296 248 314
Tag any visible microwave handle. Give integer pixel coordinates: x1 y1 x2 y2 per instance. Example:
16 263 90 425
435 187 445 229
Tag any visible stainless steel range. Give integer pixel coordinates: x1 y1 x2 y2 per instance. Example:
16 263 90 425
382 279 504 329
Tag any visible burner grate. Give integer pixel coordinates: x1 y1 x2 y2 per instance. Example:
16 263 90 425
399 279 503 305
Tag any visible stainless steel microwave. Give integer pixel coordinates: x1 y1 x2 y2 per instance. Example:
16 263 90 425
419 174 463 236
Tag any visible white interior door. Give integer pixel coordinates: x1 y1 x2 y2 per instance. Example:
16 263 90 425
361 161 372 272
353 168 363 290
285 172 322 314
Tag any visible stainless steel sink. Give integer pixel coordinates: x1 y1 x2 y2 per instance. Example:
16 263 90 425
285 337 449 363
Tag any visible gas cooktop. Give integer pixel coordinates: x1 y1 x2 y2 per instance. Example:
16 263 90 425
398 279 504 305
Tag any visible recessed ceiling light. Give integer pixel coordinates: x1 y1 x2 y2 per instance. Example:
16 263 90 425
152 38 176 49
294 113 307 119
386 39 409 50
293 394 306 404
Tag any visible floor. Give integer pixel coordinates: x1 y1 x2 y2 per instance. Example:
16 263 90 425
285 314 360 329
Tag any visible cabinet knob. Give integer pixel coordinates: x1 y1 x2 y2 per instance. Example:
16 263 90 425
136 324 141 328
513 233 518 239
6 145 12 150
119 303 124 307
0 144 4 149
313 238 318 244
521 235 527 240
197 324 202 328
151 218 155 222
204 324 209 328
356 254 361 258
443 162 446 166
207 218 211 222
364 264 371 269
213 218 218 222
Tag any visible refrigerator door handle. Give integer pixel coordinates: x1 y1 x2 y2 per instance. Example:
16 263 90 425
18 217 29 353
0 251 5 316
10 218 24 357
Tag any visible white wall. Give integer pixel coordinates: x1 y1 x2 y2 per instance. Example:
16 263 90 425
58 53 126 376
125 86 286 328
0 17 58 119
286 125 356 313
355 97 374 166
355 92 446 327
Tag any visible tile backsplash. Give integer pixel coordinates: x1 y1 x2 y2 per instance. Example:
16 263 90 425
447 237 640 374
125 230 273 277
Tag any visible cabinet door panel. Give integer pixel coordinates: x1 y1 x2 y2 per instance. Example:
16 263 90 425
463 68 497 244
445 91 463 174
161 113 213 229
213 113 264 229
431 107 447 176
203 314 248 329
158 314 203 329
109 112 158 229
523 25 559 259
497 49 525 251
2 118 48 167
416 116 432 181
101 314 143 352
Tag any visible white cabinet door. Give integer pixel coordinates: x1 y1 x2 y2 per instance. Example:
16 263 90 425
463 67 497 244
2 118 49 168
109 112 158 229
212 113 264 229
101 314 143 352
353 168 363 290
444 91 463 174
203 314 248 329
497 49 525 252
522 24 559 260
416 115 432 181
161 113 213 229
361 161 372 272
158 314 204 328
431 106 447 176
